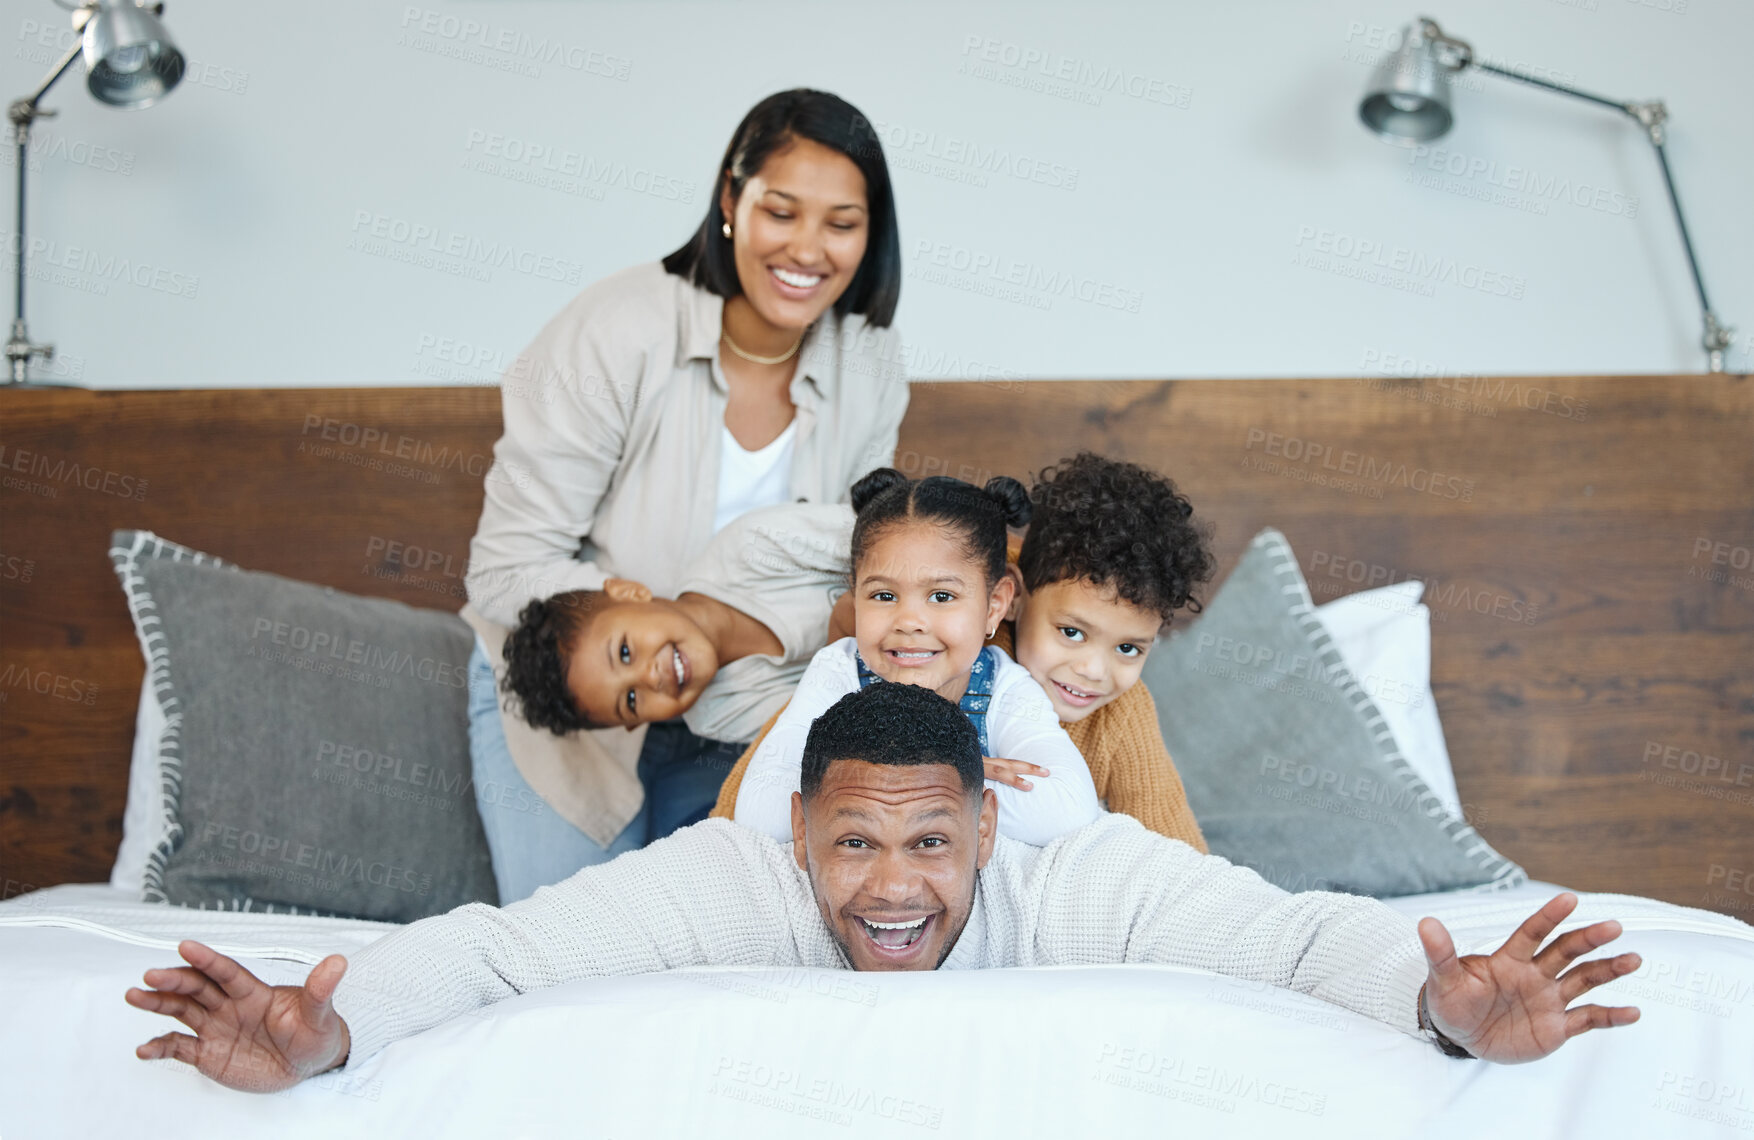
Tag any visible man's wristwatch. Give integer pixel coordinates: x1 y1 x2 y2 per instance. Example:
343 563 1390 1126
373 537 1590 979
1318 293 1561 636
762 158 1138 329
1418 983 1475 1059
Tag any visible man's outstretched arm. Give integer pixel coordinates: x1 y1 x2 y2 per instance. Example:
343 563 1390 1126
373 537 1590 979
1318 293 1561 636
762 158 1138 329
1009 815 1639 1060
128 820 813 1087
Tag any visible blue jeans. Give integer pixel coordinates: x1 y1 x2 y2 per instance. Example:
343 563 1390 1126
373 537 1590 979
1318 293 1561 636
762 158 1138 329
467 643 742 903
637 720 746 841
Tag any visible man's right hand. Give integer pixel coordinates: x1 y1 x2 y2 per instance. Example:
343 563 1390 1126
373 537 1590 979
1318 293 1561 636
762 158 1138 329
125 939 352 1093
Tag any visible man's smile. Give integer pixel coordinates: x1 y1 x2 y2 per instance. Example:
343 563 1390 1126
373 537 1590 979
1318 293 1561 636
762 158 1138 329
854 912 936 961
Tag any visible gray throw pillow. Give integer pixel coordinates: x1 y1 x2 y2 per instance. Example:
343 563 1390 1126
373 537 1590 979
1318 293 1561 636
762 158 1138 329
1143 528 1525 897
110 530 498 921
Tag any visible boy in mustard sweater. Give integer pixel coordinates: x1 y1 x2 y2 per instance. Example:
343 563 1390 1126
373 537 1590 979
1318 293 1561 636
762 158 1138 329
714 452 1214 852
993 451 1213 850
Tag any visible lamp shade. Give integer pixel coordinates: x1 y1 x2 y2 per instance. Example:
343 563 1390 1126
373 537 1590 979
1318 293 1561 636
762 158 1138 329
1358 22 1455 142
81 0 184 108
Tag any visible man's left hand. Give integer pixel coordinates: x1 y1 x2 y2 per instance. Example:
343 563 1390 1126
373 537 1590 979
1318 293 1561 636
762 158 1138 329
1418 892 1641 1063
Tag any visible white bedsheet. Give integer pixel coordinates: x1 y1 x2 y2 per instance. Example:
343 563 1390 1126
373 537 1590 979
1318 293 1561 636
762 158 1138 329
3 881 1751 1139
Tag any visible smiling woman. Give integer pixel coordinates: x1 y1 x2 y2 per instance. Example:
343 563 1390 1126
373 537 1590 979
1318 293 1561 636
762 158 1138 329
459 89 909 903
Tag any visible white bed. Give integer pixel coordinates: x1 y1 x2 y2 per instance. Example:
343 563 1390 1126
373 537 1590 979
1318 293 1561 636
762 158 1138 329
4 879 1751 1139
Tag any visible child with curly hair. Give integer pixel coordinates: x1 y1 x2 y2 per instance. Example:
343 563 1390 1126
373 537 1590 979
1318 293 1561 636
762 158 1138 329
998 451 1214 851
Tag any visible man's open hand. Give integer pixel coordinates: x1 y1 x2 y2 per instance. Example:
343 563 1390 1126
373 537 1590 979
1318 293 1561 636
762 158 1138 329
125 939 352 1093
1419 893 1641 1063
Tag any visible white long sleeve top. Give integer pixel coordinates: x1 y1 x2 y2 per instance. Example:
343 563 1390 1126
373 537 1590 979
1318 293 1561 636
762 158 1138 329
329 815 1434 1070
731 639 1102 846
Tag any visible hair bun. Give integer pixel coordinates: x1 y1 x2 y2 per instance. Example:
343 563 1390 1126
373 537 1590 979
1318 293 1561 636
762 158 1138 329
984 476 1032 529
850 467 910 513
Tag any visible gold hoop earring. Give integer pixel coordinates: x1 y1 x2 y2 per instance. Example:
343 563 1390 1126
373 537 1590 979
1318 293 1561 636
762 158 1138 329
721 222 732 239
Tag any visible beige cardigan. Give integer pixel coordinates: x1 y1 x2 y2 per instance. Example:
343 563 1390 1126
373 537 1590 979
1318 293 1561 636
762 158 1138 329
463 262 906 845
466 260 906 624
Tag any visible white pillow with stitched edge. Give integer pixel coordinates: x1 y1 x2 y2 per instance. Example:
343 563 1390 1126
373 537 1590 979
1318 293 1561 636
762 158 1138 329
110 671 167 893
1315 581 1463 819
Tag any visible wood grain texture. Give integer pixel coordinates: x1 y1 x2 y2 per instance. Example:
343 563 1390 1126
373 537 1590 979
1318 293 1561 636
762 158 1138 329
1 377 1750 917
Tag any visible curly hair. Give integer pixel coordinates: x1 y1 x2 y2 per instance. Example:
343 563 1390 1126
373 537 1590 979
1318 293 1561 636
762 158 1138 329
849 467 1032 589
801 682 983 801
501 590 611 734
1017 452 1215 624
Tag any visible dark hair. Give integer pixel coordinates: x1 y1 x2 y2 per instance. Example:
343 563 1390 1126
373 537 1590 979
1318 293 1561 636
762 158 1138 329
801 683 983 801
849 468 1031 590
1018 452 1216 624
502 590 610 734
662 88 901 328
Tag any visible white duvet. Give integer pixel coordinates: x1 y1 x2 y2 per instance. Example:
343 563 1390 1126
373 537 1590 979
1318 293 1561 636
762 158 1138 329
3 881 1751 1139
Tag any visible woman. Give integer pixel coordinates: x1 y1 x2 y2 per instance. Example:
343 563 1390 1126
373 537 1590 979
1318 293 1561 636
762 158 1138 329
462 88 907 902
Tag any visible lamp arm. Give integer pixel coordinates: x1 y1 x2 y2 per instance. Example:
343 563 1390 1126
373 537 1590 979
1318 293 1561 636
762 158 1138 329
15 37 87 120
1467 59 1735 372
5 31 85 382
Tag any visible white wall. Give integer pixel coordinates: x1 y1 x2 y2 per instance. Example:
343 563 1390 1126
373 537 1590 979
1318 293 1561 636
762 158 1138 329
3 0 1749 388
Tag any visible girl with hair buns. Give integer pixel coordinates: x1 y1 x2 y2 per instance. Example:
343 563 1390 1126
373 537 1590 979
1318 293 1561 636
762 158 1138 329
731 469 1102 846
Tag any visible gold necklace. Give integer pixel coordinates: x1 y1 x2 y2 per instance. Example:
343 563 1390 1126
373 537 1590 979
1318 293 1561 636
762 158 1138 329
721 327 803 365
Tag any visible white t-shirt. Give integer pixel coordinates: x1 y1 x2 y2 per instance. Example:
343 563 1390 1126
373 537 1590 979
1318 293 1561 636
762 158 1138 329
733 638 1101 846
713 420 797 534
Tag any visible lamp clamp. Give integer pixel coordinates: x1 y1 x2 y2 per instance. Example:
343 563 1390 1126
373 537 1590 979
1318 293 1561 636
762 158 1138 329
1626 99 1668 146
1415 17 1473 72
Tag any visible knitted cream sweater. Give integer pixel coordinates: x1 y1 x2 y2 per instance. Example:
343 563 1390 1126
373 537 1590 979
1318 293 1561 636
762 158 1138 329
330 815 1430 1068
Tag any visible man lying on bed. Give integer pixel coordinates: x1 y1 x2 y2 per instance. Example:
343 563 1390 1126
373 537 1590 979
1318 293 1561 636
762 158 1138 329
126 682 1641 1092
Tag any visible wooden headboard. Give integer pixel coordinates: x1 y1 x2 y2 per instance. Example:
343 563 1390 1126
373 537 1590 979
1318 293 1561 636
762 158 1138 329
3 378 1750 916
